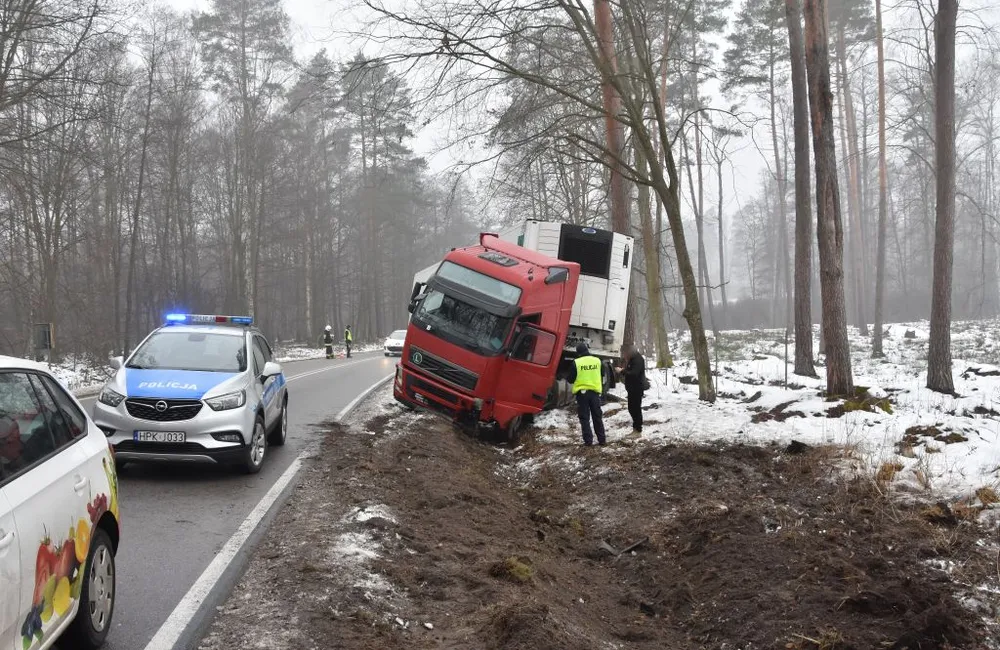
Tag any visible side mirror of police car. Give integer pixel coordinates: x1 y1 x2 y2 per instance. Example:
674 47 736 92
110 356 123 370
261 361 282 381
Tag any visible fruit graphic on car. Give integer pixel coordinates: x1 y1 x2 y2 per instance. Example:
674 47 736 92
20 490 113 649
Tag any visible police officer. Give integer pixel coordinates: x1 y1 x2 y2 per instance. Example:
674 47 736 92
344 325 353 358
323 325 334 359
568 342 606 446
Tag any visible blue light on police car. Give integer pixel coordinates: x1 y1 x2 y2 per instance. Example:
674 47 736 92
231 316 253 325
165 313 187 323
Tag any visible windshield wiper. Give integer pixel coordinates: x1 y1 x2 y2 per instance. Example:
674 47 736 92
126 363 148 369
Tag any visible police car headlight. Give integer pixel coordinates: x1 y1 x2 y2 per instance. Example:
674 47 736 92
98 386 125 407
205 390 246 411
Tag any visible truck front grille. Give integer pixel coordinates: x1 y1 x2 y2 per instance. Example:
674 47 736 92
408 346 478 390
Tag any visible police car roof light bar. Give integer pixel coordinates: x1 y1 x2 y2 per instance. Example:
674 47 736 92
164 313 253 326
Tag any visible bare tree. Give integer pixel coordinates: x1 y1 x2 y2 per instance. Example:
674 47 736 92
872 0 889 357
926 0 958 394
786 0 815 377
803 0 853 396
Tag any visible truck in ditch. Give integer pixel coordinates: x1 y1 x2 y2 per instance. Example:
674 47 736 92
395 221 633 442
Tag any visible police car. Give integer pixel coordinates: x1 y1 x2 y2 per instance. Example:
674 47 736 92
92 314 288 474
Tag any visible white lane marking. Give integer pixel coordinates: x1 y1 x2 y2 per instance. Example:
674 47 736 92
334 373 394 423
140 371 396 650
142 454 303 650
286 357 381 383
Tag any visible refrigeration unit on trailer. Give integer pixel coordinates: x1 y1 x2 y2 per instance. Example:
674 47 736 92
498 221 633 362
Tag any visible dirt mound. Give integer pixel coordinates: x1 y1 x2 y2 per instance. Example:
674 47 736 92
201 406 998 650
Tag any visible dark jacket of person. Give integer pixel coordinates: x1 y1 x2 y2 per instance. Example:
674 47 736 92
622 350 646 393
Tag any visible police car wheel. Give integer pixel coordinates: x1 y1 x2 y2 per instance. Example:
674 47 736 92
268 399 287 446
242 415 267 474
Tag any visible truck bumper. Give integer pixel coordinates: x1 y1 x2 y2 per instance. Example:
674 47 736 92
394 364 483 426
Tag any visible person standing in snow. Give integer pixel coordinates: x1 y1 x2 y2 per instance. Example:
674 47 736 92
568 342 606 446
344 325 353 358
323 325 334 359
619 344 647 433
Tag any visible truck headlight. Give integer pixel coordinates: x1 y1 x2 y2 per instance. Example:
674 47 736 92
98 386 125 407
205 390 246 411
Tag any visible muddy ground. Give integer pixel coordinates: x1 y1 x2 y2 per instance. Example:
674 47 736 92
199 392 1000 650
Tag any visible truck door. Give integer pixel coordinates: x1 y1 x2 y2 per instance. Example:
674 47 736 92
492 325 560 427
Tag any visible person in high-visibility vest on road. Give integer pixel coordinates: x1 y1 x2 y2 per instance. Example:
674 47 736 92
344 325 353 358
568 342 606 446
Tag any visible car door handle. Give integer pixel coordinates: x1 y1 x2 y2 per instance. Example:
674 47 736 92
0 530 14 550
73 476 89 492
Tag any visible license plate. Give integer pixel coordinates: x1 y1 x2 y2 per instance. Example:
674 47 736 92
133 431 186 443
414 393 429 405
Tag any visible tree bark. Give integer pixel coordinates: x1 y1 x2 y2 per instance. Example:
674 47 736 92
594 0 634 348
787 0 816 377
872 0 889 357
803 0 854 396
836 26 868 336
716 157 728 328
636 144 672 368
927 0 957 394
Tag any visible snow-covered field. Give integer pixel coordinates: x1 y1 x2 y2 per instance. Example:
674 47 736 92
536 319 1000 508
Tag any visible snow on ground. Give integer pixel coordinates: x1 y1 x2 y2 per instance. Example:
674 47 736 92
273 342 385 363
539 318 1000 506
530 319 1000 506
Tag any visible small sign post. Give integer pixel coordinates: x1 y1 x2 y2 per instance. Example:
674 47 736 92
33 322 53 362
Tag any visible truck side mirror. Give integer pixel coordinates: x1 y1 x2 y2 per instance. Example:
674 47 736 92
408 281 426 313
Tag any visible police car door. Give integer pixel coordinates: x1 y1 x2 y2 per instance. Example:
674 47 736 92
251 337 277 429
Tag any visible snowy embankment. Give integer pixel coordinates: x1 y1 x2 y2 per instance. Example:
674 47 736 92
272 342 383 363
535 319 1000 507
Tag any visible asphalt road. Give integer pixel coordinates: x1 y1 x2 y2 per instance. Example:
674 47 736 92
61 352 396 650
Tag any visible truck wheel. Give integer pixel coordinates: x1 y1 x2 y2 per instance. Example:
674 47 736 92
505 415 523 447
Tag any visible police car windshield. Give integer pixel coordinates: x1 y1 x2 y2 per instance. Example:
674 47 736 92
127 331 248 373
389 330 406 339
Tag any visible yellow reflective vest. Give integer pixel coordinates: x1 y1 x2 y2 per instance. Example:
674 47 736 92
345 329 353 342
573 356 603 394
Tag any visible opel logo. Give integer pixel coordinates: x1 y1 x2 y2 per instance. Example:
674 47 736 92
155 400 168 413
412 351 423 365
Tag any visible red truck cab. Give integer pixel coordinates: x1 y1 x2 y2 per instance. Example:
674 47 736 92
394 234 580 439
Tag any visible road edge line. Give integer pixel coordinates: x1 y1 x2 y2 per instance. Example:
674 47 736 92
334 372 394 424
141 370 395 650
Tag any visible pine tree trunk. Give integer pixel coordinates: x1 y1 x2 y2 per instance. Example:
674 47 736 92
716 158 729 328
927 0 958 394
836 27 868 336
636 144 673 368
872 0 889 357
787 0 816 377
803 0 854 397
768 59 792 332
595 0 633 348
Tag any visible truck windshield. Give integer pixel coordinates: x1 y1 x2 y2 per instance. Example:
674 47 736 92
413 290 511 355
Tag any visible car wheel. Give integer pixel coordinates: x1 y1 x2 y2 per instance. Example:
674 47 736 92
268 399 287 446
242 415 266 474
66 527 116 650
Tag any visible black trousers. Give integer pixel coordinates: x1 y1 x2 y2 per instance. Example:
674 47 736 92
576 390 606 445
345 341 352 357
325 345 333 358
626 388 643 431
